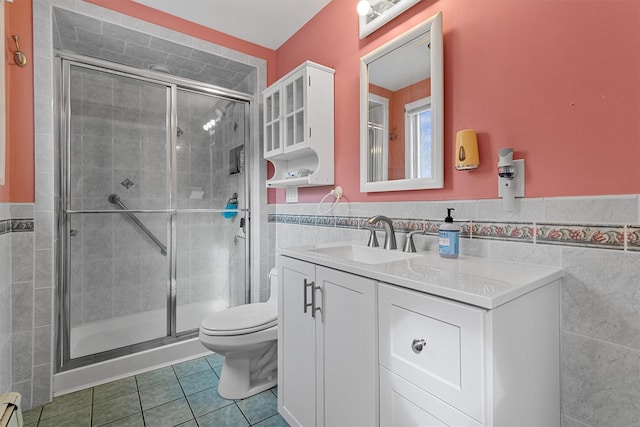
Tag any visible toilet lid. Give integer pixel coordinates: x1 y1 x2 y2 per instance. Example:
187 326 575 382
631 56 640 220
201 303 277 336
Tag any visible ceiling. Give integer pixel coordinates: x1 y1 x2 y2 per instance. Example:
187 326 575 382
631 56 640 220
132 0 332 50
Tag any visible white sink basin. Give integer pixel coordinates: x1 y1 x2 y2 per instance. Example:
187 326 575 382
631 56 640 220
307 244 422 265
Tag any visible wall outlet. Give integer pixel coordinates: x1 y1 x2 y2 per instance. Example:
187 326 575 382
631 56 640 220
286 187 298 203
498 159 525 198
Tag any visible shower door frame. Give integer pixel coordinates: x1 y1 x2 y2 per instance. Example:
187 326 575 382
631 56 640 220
55 51 254 372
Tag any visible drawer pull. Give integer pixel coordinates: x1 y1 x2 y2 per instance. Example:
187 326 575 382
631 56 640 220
412 338 427 354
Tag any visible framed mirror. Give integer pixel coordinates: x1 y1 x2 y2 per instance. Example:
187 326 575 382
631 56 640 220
360 12 443 192
358 0 421 39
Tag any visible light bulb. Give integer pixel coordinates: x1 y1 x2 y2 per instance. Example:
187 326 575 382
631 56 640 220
357 0 371 16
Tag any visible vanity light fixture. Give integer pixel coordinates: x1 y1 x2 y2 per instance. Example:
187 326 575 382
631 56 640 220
357 0 399 18
357 0 374 17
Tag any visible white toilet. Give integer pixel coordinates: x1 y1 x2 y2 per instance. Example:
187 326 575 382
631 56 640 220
198 268 278 399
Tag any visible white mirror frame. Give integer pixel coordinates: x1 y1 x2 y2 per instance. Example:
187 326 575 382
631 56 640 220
360 12 443 192
359 0 421 39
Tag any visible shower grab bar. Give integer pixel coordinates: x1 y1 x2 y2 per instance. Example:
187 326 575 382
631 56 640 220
108 194 167 256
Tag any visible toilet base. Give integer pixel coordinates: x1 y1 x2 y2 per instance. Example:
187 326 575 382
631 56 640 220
216 341 278 400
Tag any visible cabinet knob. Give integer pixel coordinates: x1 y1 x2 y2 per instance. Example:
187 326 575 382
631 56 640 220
411 338 427 354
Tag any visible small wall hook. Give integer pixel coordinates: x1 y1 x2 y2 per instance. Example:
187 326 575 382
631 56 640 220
11 35 28 67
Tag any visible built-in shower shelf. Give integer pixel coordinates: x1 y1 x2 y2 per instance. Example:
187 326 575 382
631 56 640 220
264 61 334 189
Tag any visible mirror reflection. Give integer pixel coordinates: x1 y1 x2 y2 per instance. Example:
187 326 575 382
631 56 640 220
360 12 443 192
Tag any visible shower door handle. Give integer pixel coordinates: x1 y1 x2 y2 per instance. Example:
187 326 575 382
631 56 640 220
69 229 78 238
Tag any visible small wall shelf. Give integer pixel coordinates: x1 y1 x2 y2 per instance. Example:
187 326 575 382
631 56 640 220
264 61 335 188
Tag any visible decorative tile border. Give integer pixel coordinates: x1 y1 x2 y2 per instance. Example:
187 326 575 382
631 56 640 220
471 221 535 243
0 219 10 236
0 218 35 235
270 213 638 252
628 226 640 251
536 223 625 249
11 218 35 233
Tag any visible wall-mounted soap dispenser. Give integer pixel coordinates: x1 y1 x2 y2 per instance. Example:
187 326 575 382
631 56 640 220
455 129 479 170
498 148 525 211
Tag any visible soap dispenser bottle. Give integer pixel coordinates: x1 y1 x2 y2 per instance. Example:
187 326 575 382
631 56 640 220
439 208 459 258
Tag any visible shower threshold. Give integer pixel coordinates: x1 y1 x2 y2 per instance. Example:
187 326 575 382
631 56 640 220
70 298 229 359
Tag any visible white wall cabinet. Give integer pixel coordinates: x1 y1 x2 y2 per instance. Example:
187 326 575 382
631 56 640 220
277 256 377 427
264 61 334 188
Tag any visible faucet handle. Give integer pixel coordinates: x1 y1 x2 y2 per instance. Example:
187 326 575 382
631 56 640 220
365 226 379 247
403 230 425 253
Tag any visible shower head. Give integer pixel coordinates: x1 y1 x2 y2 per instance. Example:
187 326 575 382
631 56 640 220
108 194 120 204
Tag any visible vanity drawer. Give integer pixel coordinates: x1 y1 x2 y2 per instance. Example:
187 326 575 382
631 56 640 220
380 367 482 427
378 283 485 422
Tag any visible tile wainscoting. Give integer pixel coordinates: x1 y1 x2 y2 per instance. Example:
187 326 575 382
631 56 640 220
0 204 51 410
269 196 640 427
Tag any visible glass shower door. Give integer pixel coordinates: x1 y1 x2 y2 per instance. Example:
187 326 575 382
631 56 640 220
174 89 249 333
63 63 171 359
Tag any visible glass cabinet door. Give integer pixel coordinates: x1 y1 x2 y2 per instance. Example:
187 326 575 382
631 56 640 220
264 88 282 157
283 73 306 149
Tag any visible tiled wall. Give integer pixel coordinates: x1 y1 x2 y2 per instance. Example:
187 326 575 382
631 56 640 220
1 204 52 410
0 204 11 395
269 195 640 427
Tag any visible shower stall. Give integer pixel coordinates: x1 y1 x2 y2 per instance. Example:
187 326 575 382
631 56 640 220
56 52 252 371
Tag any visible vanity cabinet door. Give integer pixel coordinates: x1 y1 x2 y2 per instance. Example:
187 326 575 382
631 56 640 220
278 257 317 427
278 257 378 427
317 266 377 427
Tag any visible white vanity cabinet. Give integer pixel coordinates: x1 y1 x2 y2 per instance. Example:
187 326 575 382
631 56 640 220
277 256 378 427
378 281 560 426
264 61 334 188
277 245 563 426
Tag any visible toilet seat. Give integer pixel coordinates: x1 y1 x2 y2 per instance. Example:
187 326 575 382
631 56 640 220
201 303 277 336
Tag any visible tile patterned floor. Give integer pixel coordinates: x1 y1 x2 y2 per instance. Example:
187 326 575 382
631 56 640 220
22 354 289 427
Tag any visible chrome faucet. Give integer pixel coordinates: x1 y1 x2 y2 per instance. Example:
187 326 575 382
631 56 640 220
366 215 397 250
364 225 379 247
403 230 426 253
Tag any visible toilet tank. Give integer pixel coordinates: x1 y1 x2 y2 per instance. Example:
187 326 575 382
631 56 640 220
267 267 278 303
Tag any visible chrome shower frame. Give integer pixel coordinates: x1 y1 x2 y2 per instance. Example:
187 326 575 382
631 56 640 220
55 51 254 372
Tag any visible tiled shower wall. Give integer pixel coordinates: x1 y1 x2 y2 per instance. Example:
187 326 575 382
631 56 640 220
67 67 248 326
68 66 170 325
175 94 248 309
269 195 640 427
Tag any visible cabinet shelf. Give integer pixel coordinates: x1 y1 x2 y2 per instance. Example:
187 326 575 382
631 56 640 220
266 176 327 188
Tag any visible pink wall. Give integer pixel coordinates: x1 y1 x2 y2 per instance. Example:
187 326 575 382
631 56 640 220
4 1 639 205
273 0 640 203
1 0 34 203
